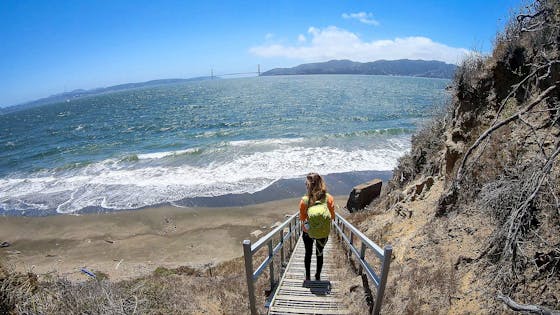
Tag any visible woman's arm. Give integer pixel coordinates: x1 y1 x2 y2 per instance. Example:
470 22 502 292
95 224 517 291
299 199 308 222
327 194 335 220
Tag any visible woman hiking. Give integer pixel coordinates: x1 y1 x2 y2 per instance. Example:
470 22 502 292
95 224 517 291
299 172 335 281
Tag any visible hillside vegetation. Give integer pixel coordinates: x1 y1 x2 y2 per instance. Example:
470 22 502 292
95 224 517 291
350 0 559 313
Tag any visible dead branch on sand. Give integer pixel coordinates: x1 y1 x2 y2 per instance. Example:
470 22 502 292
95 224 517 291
497 294 560 315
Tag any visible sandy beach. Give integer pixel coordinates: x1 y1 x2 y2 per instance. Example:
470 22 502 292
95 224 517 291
0 172 391 282
0 195 349 281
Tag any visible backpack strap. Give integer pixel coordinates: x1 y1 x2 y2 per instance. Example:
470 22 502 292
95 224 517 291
304 195 324 216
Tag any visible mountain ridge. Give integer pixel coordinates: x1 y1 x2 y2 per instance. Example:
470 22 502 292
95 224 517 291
261 59 457 79
1 59 455 114
0 77 213 114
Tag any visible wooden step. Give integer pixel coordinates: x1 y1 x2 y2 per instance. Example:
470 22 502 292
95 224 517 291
268 236 349 315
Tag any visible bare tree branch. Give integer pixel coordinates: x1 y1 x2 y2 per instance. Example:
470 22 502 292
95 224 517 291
491 61 558 127
497 294 560 315
456 85 556 185
499 144 560 261
518 114 548 158
517 7 551 24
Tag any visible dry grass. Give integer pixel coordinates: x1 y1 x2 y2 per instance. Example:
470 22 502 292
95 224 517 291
0 220 298 315
0 255 268 315
383 259 457 315
331 235 370 315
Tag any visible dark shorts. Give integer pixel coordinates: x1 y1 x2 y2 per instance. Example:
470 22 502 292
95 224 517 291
302 232 328 256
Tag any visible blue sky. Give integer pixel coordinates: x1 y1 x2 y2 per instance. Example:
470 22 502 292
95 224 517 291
0 0 519 107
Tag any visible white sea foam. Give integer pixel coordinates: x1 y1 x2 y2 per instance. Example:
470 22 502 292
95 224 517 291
0 139 410 214
136 148 201 160
228 138 306 147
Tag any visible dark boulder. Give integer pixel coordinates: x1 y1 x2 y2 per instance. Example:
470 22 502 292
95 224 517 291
346 179 382 212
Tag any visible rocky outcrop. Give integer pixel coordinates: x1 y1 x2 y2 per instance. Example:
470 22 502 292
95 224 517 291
444 128 466 178
346 179 382 212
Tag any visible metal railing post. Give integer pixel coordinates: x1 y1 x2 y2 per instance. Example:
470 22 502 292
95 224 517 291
373 245 393 315
288 221 293 252
268 240 274 290
242 213 303 312
243 240 257 315
334 213 392 314
349 231 354 258
280 229 285 266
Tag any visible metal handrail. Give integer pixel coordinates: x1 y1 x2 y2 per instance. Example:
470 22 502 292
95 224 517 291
243 212 301 315
333 212 392 315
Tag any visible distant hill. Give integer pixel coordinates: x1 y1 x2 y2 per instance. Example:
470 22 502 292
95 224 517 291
1 77 214 114
260 59 456 79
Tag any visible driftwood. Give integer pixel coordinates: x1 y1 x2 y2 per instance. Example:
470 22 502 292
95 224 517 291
497 294 560 315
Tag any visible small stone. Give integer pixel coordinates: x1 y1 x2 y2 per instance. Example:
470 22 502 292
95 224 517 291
270 221 282 229
250 230 263 238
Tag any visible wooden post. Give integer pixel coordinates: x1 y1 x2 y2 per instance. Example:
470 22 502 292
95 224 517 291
243 240 257 315
373 245 393 315
359 242 366 274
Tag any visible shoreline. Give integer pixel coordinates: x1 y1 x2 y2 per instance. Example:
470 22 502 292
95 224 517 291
0 170 392 216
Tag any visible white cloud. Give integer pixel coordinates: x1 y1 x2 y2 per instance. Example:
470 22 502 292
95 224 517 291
249 26 470 65
342 12 379 26
298 34 306 42
265 33 274 40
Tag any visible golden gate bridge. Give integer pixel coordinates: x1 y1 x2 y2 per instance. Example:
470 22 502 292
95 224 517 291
211 65 261 79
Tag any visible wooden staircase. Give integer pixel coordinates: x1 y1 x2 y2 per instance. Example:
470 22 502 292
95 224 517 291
268 236 349 314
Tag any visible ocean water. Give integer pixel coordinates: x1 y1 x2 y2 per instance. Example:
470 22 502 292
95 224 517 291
0 75 449 214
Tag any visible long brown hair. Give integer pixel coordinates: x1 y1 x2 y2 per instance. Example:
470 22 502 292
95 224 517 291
306 172 327 205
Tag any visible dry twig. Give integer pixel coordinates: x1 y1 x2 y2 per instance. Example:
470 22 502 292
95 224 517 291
455 85 556 186
497 294 560 315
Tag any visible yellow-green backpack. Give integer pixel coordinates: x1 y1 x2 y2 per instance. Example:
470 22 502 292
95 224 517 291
303 194 331 239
